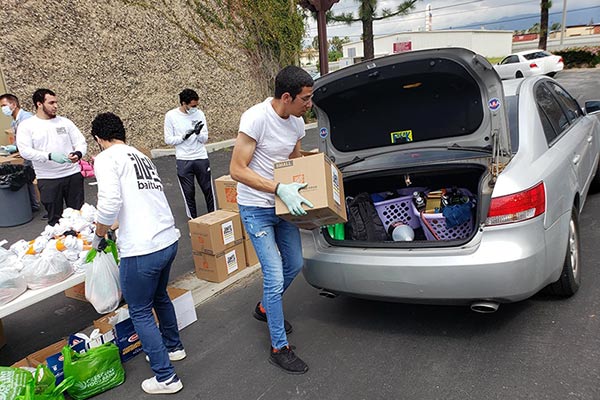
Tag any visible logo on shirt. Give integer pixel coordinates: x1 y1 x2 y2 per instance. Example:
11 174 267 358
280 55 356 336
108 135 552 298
56 127 67 135
128 153 164 191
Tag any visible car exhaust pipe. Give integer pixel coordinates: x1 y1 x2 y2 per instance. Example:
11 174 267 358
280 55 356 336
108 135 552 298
319 289 338 299
470 301 499 313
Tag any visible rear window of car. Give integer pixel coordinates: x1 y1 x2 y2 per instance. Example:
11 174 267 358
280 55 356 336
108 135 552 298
313 59 484 152
506 95 519 153
523 51 548 60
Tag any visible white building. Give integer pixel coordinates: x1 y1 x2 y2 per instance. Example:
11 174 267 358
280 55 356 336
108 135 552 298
343 30 513 63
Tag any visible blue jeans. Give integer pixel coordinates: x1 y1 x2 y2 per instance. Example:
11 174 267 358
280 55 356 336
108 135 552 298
120 241 183 382
238 205 304 350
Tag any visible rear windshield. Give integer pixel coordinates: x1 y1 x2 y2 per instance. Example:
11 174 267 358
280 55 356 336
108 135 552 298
313 59 484 152
523 51 552 60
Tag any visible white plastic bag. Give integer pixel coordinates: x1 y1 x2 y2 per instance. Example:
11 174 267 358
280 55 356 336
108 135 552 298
85 250 121 314
0 248 27 305
21 251 74 290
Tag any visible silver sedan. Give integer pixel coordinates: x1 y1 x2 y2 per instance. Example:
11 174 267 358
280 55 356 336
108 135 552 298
301 48 600 312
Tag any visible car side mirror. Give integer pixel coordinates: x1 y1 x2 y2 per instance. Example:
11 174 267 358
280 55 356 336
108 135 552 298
585 100 600 114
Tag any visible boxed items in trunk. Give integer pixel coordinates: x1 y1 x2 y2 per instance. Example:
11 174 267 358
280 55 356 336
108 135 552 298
274 152 347 230
334 165 485 244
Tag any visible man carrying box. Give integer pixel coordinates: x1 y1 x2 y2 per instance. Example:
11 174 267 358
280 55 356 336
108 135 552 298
90 112 185 394
230 66 314 375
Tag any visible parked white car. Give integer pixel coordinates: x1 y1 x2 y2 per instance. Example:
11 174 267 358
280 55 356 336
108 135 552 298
494 49 564 80
302 48 600 312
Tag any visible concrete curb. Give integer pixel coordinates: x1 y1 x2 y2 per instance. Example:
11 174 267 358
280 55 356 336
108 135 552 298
171 264 261 307
151 122 318 159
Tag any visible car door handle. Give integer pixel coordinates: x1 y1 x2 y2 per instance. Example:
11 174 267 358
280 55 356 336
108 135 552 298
573 155 581 165
587 136 593 143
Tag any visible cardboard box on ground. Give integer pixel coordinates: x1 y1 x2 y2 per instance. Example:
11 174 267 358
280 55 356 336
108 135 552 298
13 287 197 384
188 209 247 282
213 175 259 268
274 152 347 230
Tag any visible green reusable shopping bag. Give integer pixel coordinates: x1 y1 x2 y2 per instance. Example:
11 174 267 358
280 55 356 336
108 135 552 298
61 343 125 400
0 366 33 400
14 372 74 400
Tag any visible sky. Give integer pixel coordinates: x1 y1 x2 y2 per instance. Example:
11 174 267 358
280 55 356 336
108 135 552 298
304 0 600 45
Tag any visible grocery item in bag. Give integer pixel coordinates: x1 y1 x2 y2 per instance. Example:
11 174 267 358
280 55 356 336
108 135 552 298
85 240 121 314
21 252 74 290
0 267 27 306
62 343 125 400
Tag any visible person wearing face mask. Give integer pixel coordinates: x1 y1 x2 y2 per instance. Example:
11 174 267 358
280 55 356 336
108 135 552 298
16 88 87 226
164 88 214 219
0 93 41 213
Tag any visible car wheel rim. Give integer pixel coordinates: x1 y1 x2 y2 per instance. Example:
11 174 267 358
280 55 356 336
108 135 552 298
569 218 579 279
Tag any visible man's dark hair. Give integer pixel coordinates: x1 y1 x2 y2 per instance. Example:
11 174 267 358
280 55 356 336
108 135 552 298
179 89 199 105
91 112 127 142
274 66 314 99
32 88 56 108
0 93 19 107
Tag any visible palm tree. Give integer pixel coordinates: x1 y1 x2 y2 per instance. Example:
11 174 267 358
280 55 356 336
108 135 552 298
538 0 552 50
327 0 418 60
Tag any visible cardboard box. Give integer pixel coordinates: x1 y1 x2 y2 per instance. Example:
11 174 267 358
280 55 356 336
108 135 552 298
93 306 143 363
0 319 5 349
27 339 68 384
11 358 32 368
214 174 239 212
167 287 198 331
0 128 14 146
193 241 246 283
244 238 259 267
274 152 347 230
188 210 243 255
64 282 87 302
0 153 24 165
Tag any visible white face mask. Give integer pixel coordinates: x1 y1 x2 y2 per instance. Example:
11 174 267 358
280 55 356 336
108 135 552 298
1 105 12 116
187 107 198 115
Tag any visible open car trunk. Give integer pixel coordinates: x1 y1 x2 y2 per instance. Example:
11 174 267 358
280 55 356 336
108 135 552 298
323 160 492 248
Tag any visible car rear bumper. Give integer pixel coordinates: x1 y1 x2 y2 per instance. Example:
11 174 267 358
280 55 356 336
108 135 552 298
301 218 563 305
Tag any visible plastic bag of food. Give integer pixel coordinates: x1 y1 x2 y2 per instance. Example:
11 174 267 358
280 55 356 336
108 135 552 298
21 252 74 290
85 240 121 314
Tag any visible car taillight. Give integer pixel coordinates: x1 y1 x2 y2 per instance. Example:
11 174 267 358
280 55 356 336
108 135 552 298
485 182 545 226
558 57 564 63
529 63 538 69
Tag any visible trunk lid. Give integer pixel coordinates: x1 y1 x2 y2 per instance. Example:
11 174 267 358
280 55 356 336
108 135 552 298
312 47 512 181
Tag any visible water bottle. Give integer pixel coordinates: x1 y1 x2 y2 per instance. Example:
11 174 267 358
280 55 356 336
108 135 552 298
388 222 415 241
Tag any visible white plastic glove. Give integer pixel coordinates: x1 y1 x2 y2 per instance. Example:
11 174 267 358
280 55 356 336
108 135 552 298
276 182 314 216
1 145 17 154
49 152 71 164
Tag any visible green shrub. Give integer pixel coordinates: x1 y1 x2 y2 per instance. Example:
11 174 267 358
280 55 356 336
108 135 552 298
553 47 600 68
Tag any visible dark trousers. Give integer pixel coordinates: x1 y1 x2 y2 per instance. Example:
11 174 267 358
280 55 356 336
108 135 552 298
37 172 84 226
176 158 214 219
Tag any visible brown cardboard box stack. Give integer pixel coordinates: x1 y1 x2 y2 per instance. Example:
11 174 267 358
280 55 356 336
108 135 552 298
274 152 347 230
188 209 246 282
213 175 259 268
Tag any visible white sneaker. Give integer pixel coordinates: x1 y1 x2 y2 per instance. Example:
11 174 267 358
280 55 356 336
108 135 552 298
145 349 187 363
141 374 183 394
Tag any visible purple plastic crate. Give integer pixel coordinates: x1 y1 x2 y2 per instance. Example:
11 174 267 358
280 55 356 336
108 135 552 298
374 195 421 231
412 188 474 241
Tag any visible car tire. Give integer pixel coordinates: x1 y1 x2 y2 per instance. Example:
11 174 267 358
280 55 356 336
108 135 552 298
515 71 524 78
547 207 581 297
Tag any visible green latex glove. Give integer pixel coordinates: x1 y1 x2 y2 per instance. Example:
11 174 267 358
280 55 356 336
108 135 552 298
50 152 71 164
276 182 314 216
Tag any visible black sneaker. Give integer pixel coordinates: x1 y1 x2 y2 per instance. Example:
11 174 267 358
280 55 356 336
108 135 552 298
41 214 48 220
253 302 293 334
269 346 309 375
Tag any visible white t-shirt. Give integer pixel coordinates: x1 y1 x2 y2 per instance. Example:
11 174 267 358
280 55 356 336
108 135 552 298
94 143 179 257
164 108 208 160
16 115 87 179
236 98 305 207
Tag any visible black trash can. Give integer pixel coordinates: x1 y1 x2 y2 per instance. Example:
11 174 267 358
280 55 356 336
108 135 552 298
0 163 35 227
